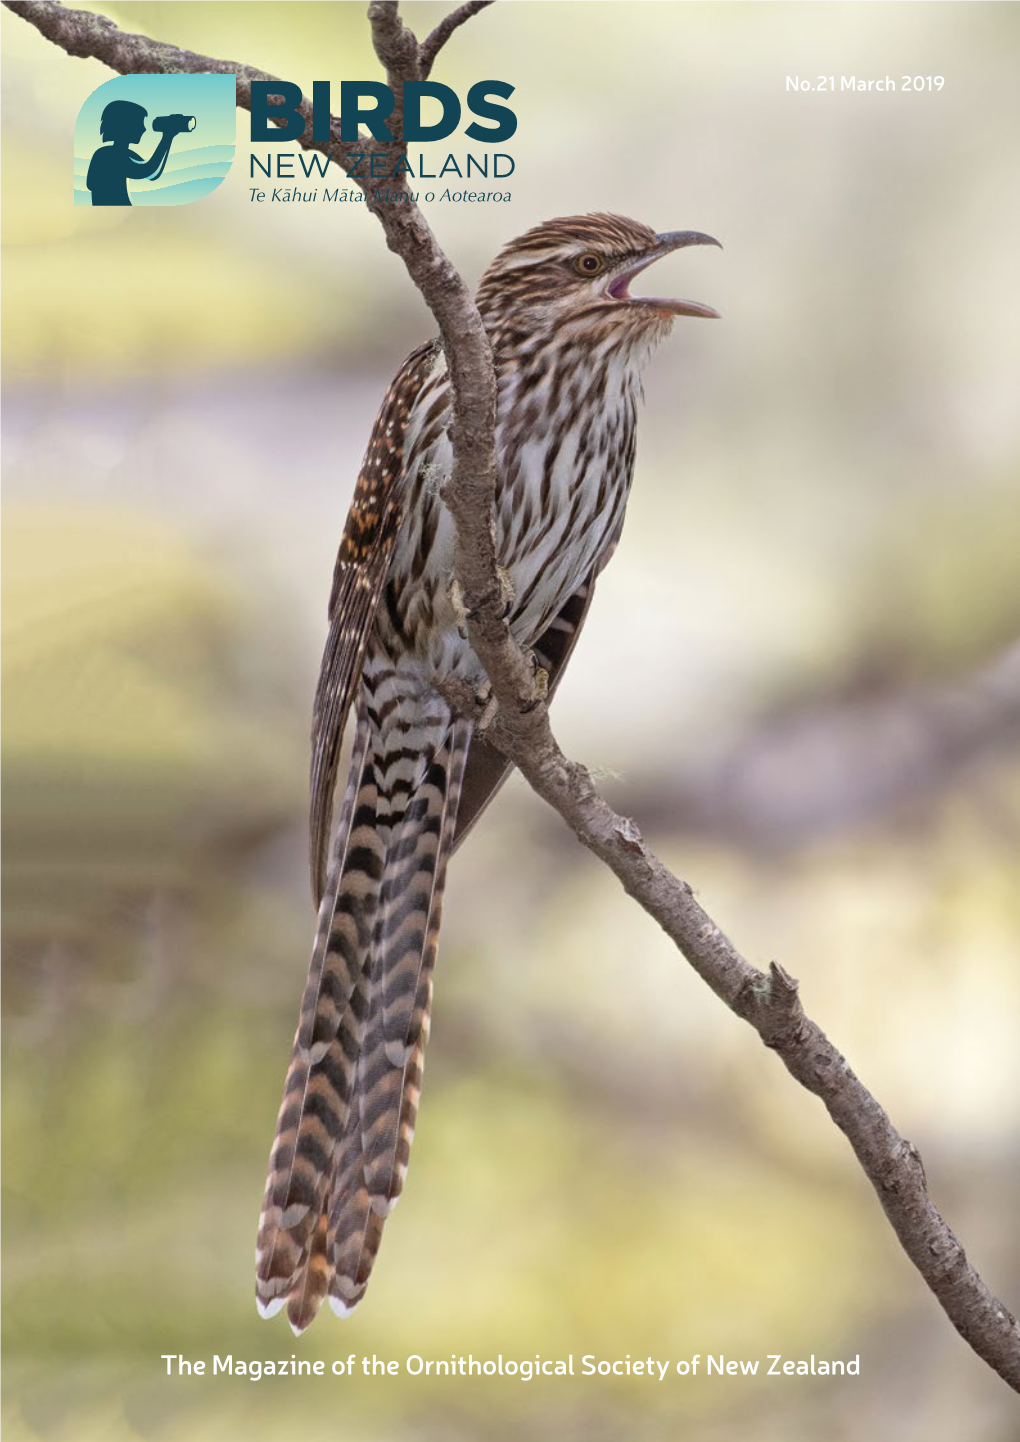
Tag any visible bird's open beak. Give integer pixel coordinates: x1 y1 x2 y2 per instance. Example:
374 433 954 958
608 230 722 319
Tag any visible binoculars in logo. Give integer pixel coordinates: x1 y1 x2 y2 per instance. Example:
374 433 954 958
153 114 196 136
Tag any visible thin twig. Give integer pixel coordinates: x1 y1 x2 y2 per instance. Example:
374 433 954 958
419 0 496 78
3 0 345 164
5 0 1018 1394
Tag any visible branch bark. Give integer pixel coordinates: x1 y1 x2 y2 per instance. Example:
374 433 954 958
7 0 1018 1393
420 0 496 78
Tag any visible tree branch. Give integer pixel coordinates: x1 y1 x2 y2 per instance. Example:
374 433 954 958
367 0 419 149
8 0 1018 1393
4 0 345 163
420 0 496 78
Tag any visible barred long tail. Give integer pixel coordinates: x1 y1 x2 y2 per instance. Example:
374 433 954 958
255 704 471 1331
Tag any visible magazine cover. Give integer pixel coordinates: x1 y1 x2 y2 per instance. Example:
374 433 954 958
3 2 1018 1437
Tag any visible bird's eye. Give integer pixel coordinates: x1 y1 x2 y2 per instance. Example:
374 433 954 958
575 253 605 276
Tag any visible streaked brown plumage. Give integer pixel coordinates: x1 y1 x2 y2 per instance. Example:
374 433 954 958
255 214 720 1330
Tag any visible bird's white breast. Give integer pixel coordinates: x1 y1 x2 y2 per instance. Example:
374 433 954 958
389 339 644 684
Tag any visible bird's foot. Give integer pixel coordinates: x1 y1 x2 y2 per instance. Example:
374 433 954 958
473 680 499 733
522 654 549 713
448 576 471 640
495 566 516 620
448 568 516 639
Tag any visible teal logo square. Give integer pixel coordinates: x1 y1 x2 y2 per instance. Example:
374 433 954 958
74 73 236 207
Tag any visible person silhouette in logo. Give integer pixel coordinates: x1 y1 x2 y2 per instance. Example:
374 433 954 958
86 100 179 206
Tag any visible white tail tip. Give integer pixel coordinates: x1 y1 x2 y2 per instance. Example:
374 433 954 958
256 1295 287 1319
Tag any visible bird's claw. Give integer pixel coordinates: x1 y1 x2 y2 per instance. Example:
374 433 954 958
448 569 516 639
473 681 499 733
448 577 471 640
495 566 516 620
524 661 549 713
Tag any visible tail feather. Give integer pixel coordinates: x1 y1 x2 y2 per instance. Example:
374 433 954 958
326 966 375 1314
340 718 470 1302
332 1034 425 1312
286 1204 330 1334
366 721 469 1203
379 781 446 1065
256 703 471 1328
255 714 379 1315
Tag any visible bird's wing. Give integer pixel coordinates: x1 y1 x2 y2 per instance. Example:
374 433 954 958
453 531 622 850
310 339 441 903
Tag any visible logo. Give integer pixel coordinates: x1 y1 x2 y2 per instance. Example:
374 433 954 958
249 80 516 145
74 74 235 207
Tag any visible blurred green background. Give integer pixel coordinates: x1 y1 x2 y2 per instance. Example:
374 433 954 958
3 3 1019 1439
